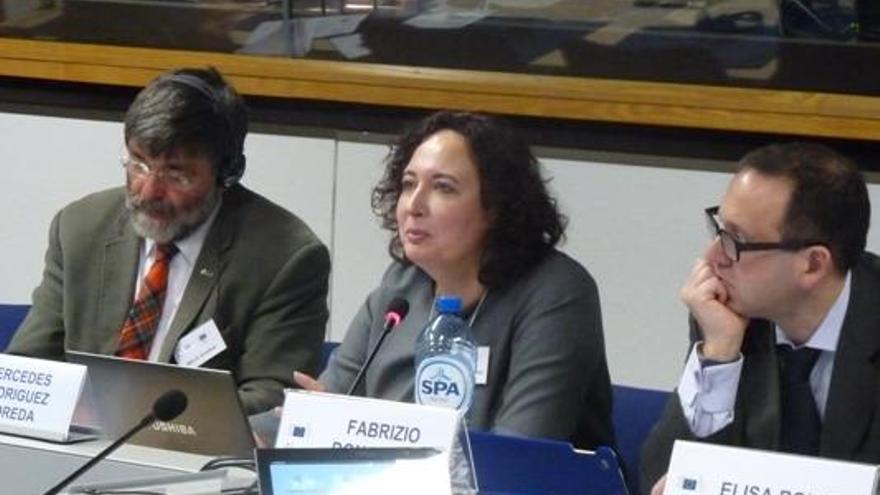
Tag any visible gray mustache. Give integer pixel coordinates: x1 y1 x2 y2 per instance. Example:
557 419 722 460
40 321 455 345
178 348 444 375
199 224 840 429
131 200 175 217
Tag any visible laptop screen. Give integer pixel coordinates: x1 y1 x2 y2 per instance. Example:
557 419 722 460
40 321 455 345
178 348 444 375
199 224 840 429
256 448 452 495
66 350 254 456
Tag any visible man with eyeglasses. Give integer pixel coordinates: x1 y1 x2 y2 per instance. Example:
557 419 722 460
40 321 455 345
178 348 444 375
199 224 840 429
641 142 880 494
7 67 330 415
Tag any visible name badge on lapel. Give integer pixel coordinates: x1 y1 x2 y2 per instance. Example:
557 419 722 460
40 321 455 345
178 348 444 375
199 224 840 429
476 346 490 385
174 319 227 367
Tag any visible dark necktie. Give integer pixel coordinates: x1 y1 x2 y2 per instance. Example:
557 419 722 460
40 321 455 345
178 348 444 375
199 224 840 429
777 345 822 455
116 243 178 360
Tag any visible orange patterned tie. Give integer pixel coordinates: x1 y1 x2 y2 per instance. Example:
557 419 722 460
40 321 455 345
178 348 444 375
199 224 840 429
116 243 178 360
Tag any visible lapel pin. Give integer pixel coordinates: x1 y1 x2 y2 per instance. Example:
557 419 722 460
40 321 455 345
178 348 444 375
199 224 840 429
199 267 214 277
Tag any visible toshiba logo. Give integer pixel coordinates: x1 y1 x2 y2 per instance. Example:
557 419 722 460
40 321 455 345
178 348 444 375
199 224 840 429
151 420 197 436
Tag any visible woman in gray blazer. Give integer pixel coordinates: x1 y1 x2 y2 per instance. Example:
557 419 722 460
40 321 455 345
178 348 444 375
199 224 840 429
304 111 614 450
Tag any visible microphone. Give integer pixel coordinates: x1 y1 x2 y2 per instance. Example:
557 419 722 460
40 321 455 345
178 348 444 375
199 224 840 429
346 298 409 396
42 389 189 495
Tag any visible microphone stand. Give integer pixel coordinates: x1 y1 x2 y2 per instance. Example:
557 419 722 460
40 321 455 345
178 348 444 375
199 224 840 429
346 319 396 396
42 413 157 495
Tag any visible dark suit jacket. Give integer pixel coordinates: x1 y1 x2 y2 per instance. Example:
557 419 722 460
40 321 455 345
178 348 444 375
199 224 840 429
8 185 330 414
640 252 880 494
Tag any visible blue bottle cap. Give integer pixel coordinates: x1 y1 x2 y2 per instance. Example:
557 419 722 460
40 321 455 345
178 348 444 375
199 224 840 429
435 296 462 314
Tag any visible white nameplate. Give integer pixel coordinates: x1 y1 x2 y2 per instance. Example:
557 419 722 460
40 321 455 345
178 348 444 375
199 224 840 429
276 390 460 451
665 440 879 495
0 354 87 441
475 346 489 385
174 318 226 367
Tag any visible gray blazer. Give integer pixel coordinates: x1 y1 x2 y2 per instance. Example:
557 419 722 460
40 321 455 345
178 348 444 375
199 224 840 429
321 250 615 449
8 185 330 414
640 252 880 494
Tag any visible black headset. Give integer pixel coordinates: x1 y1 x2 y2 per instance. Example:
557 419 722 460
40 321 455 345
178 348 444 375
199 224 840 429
166 73 246 187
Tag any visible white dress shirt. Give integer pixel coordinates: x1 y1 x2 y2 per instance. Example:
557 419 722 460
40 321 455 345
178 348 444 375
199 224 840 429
130 205 220 361
678 271 850 437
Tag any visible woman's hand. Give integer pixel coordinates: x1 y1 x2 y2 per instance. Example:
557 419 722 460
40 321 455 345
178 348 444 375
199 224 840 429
252 406 282 448
651 474 667 495
294 371 326 392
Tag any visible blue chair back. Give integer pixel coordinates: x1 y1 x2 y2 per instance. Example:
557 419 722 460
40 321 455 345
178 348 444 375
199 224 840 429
0 304 29 351
612 385 670 495
319 341 340 372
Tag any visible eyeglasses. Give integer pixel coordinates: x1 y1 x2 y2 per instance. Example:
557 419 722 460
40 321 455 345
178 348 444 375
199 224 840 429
121 153 196 190
704 206 825 262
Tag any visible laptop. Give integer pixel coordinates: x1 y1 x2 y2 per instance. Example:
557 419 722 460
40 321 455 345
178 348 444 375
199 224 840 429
66 350 255 457
256 448 451 495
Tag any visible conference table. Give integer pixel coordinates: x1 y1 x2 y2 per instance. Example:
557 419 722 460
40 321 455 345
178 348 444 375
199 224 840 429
0 429 627 494
0 433 255 493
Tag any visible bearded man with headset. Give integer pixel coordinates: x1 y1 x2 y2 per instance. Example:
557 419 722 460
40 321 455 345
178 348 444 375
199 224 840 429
8 67 330 415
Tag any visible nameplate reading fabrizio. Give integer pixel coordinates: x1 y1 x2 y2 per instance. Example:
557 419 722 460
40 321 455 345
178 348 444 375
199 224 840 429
276 390 459 451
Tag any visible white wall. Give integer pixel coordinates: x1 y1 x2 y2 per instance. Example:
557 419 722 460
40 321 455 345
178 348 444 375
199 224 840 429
5 111 880 391
329 141 391 341
1 114 121 302
238 132 336 246
546 159 732 388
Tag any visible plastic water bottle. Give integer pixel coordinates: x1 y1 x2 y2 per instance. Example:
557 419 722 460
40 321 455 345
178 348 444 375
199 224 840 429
414 296 478 413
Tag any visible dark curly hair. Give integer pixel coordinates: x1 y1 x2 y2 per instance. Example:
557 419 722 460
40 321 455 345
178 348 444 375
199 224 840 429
372 111 566 289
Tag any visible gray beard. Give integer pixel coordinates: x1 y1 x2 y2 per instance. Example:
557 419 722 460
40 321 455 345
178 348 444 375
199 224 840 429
126 188 221 243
